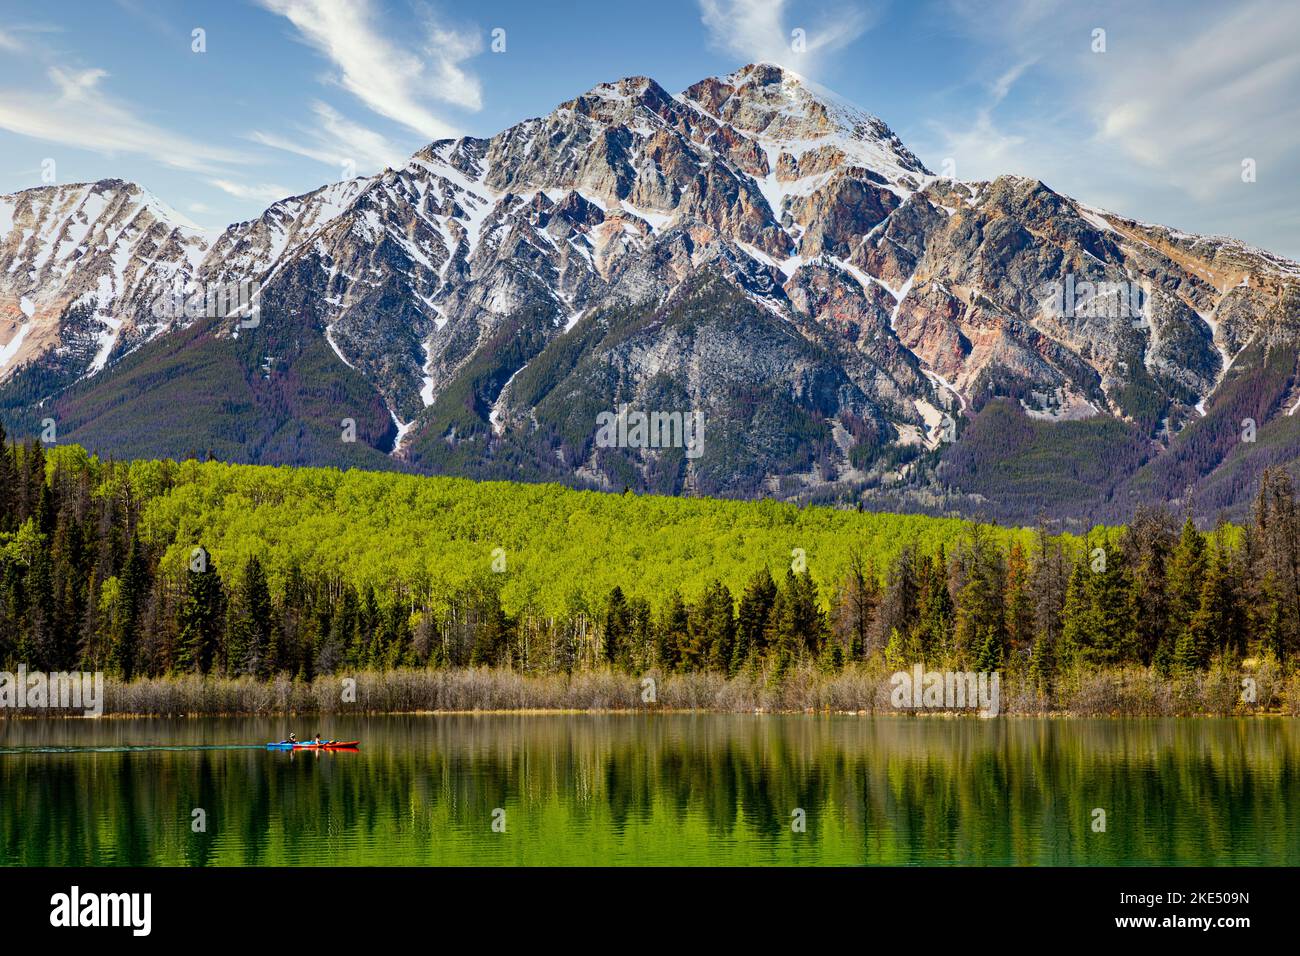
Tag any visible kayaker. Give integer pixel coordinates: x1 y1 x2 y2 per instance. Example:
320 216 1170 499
287 732 298 743
313 733 322 745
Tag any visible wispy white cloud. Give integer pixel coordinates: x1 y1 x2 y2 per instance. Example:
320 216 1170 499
0 65 251 173
257 0 482 139
1088 1 1300 200
209 179 293 204
0 29 22 52
698 0 876 73
922 56 1059 183
921 0 1300 257
251 101 409 175
990 59 1036 107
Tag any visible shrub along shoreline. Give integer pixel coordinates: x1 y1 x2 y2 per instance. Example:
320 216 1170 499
4 663 1298 718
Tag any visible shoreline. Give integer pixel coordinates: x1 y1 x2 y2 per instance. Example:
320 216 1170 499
1 662 1297 719
2 708 1296 720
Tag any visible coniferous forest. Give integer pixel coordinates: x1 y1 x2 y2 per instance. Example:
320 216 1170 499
2 424 1300 714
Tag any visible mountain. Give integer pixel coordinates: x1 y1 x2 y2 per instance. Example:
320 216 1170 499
2 62 1298 523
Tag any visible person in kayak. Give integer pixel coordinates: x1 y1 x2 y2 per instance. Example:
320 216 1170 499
286 732 298 744
313 733 322 745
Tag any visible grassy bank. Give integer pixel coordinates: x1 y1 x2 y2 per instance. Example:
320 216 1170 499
6 663 1299 718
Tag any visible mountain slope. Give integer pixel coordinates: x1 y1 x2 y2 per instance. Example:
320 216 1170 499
2 62 1297 522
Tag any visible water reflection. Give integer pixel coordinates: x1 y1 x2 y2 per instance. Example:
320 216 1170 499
0 716 1295 866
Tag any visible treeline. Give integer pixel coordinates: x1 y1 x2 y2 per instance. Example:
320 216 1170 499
2 425 1299 687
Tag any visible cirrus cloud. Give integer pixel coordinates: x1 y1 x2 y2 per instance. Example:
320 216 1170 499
697 0 878 74
0 65 251 173
256 0 482 140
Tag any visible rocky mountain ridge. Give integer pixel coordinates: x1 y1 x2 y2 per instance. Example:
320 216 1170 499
3 62 1298 522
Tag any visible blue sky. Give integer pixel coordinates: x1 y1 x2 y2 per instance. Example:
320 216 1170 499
1 0 1297 258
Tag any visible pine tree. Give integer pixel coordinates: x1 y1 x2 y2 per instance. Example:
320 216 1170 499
359 586 380 666
603 586 631 668
1003 541 1034 665
627 596 653 672
1248 468 1300 663
691 579 735 673
832 549 878 661
1058 553 1090 671
883 626 909 668
0 423 18 534
768 569 824 678
175 553 225 675
19 439 45 528
953 526 1006 668
1029 524 1069 687
733 568 776 673
1061 537 1135 667
1165 516 1206 665
975 623 1004 672
1028 624 1055 693
320 584 358 673
229 556 273 677
1121 506 1177 665
469 583 510 667
1180 533 1246 671
656 592 688 671
20 537 56 670
918 549 954 663
875 544 920 655
384 599 413 668
110 536 149 679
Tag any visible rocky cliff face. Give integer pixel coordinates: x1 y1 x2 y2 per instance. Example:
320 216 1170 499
2 62 1298 521
0 180 211 384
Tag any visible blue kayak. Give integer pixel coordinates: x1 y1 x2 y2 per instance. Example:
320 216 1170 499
266 740 359 750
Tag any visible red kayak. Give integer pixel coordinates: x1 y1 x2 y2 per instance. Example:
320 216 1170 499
266 740 360 750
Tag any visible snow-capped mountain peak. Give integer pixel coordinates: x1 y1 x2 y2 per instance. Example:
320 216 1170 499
2 64 1298 523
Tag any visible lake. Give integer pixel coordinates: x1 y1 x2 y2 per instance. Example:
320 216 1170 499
1 715 1295 866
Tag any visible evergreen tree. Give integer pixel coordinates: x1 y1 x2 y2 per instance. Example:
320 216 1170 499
603 586 631 668
0 423 18 534
1003 541 1034 666
832 549 878 661
1121 507 1177 665
1164 516 1206 664
469 583 510 666
953 526 1006 668
875 544 919 655
918 549 954 663
768 569 823 678
733 568 776 672
1248 468 1300 663
627 596 653 672
1029 524 1069 687
691 579 735 673
175 552 224 675
975 624 1004 672
229 556 273 677
110 536 149 679
1060 537 1135 667
384 598 413 668
656 592 688 671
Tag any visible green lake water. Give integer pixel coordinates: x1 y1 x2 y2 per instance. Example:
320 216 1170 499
0 715 1295 866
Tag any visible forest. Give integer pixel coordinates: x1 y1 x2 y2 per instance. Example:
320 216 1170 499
2 424 1299 708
